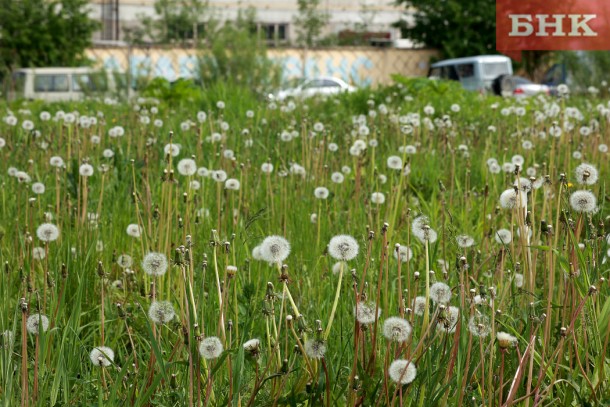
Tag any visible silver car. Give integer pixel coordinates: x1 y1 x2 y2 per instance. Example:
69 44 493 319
272 77 356 101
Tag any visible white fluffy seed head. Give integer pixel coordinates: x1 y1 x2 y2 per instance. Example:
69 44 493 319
314 186 330 199
36 223 60 242
260 236 291 263
497 332 517 349
394 245 413 263
177 158 197 176
126 224 142 238
148 301 175 324
328 235 359 261
437 306 460 334
388 359 417 384
383 317 412 343
142 252 168 277
499 188 527 209
354 301 380 325
243 338 261 354
456 234 475 248
371 192 385 204
468 313 491 338
26 314 49 335
387 155 403 170
574 163 598 185
495 229 512 244
429 282 452 304
89 346 114 367
199 337 224 359
412 296 426 316
304 339 327 359
569 190 597 213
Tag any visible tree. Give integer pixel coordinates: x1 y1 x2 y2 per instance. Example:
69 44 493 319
293 0 330 48
198 8 281 92
0 0 98 74
127 0 209 45
394 0 495 58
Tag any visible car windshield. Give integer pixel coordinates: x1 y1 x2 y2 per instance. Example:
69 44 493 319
512 76 532 85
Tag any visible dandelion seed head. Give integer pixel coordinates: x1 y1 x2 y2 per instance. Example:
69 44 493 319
371 192 385 204
354 301 380 324
148 300 175 324
32 182 45 194
89 346 114 367
142 252 168 276
468 314 491 338
314 187 330 199
26 314 49 335
497 332 517 349
456 234 475 248
328 235 359 261
499 189 527 209
199 337 224 359
394 245 412 263
412 296 426 316
438 306 460 333
383 317 412 343
388 359 417 384
126 224 142 238
36 223 60 242
430 282 452 304
569 190 597 213
224 178 240 190
495 229 512 244
574 163 598 185
304 339 327 359
117 254 133 268
243 338 261 354
387 155 403 170
260 236 291 263
177 158 197 176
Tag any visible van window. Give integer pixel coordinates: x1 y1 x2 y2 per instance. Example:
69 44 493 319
73 73 108 92
456 63 475 79
482 62 511 78
34 74 69 92
11 72 26 93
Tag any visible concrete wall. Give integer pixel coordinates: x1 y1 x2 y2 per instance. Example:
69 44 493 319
85 46 436 86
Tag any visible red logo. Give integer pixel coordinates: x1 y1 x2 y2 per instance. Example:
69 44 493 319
496 0 610 60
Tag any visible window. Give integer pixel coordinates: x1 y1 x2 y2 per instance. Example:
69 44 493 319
73 73 108 92
456 63 475 79
323 79 341 87
303 79 324 89
11 72 26 93
34 74 69 92
482 62 511 78
256 23 289 46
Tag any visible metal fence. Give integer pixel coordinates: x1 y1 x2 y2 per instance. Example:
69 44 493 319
85 44 437 87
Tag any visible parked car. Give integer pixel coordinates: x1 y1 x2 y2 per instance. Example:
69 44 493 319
271 77 356 101
7 67 127 102
492 75 550 97
428 55 513 93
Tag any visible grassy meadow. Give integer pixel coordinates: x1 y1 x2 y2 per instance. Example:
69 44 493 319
0 79 609 406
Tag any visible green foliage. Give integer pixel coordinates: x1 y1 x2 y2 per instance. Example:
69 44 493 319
0 0 98 74
293 0 330 48
126 0 209 45
394 0 496 58
198 8 281 93
0 81 609 405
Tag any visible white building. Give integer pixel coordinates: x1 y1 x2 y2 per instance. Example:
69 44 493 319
89 0 410 46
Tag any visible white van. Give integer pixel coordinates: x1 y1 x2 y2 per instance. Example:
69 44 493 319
8 67 126 102
428 55 513 93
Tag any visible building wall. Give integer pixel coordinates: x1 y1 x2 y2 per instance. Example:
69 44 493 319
85 46 436 86
88 0 408 43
